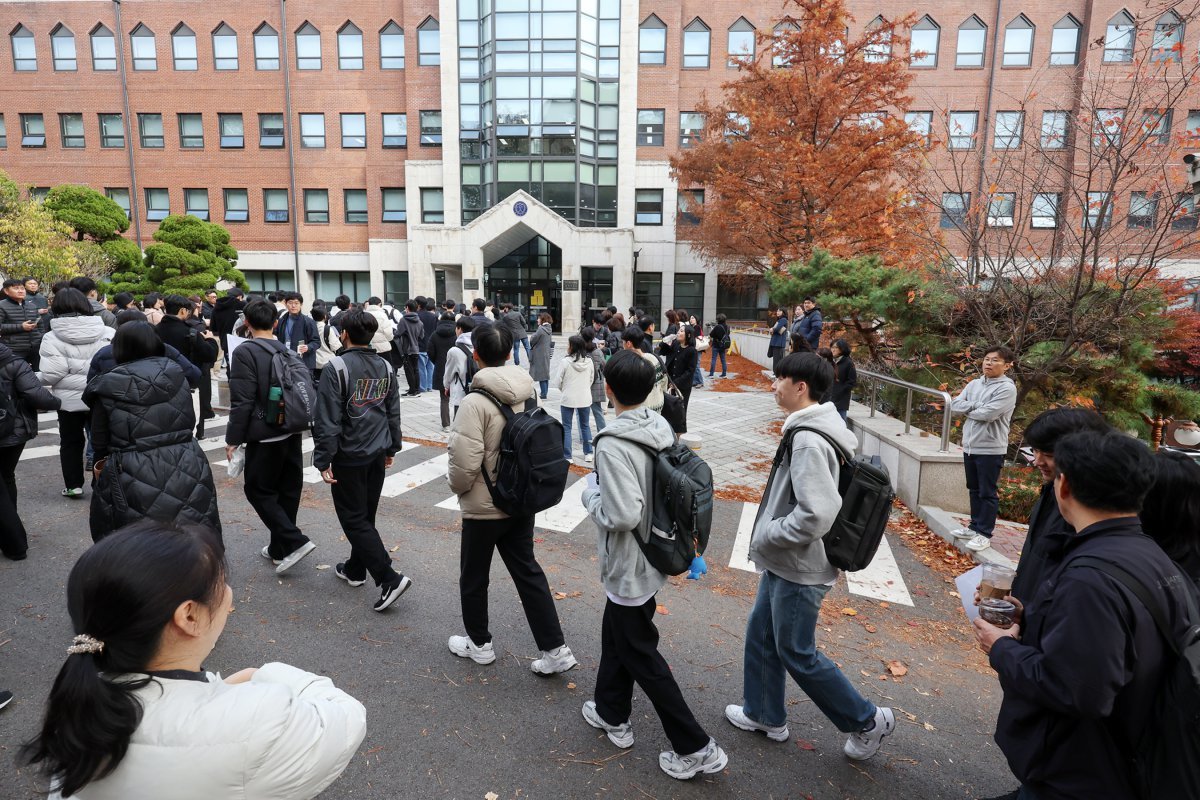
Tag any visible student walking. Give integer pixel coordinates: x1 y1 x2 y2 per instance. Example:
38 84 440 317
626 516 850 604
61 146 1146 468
725 353 896 761
554 334 595 463
0 341 60 559
397 300 425 396
528 312 553 399
501 303 530 365
581 350 728 780
445 323 577 674
580 328 607 433
313 310 412 612
708 314 730 378
428 312 458 431
443 316 476 421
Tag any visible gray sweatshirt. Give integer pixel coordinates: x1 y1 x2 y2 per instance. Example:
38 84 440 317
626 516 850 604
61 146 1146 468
950 374 1017 455
749 402 858 586
582 407 676 600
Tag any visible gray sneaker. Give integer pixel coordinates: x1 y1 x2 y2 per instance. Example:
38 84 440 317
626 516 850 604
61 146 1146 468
531 645 578 675
844 706 896 761
581 700 634 748
275 541 316 575
448 635 497 665
724 704 789 742
659 739 728 780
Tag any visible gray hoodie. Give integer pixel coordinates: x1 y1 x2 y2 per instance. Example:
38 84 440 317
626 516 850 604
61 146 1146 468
950 374 1017 455
749 402 858 586
583 407 676 600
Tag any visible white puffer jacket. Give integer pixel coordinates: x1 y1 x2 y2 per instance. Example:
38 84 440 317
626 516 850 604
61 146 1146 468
364 305 395 354
52 662 366 800
39 315 115 412
554 353 595 409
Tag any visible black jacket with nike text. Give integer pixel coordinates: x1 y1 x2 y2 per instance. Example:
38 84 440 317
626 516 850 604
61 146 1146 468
311 347 402 471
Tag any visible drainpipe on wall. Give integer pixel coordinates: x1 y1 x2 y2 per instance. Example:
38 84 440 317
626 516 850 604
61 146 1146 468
279 0 302 291
112 0 142 246
972 0 1004 284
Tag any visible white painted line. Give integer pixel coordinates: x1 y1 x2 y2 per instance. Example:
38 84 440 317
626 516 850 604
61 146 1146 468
19 444 60 462
435 494 460 510
37 412 56 424
535 478 590 533
845 536 914 606
380 452 449 497
728 502 759 573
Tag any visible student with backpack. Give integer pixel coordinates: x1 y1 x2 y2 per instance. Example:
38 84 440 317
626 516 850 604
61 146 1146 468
443 316 477 422
428 312 458 431
225 300 317 575
445 323 577 675
708 314 731 379
724 353 896 762
580 349 728 780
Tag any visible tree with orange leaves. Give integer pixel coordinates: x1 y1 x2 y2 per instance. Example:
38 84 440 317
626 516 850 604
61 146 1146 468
669 0 933 275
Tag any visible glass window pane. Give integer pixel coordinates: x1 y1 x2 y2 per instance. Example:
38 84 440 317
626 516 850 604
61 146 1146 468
255 24 280 69
91 28 116 70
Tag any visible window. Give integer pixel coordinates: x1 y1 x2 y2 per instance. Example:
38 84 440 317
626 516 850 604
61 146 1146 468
1041 110 1068 149
994 111 1023 149
145 188 170 221
20 114 45 147
1128 191 1158 228
948 111 978 149
340 113 366 148
338 22 363 69
418 18 439 66
105 188 131 218
138 113 164 148
1003 15 1033 66
254 23 279 69
213 23 238 70
419 110 442 145
344 189 368 223
940 193 969 227
380 22 404 69
987 193 1015 226
383 272 410 306
219 114 244 148
171 24 196 70
130 24 156 70
956 16 986 67
178 113 203 148
421 188 444 223
728 18 755 67
295 22 321 70
99 113 124 148
245 271 296 294
299 113 325 148
1104 12 1134 63
906 111 933 145
1085 192 1112 229
51 25 77 71
91 24 116 70
1031 192 1058 228
1094 108 1125 148
223 188 248 222
639 15 666 65
304 189 328 223
0 116 6 148
30 187 50 202
635 189 664 225
1187 110 1200 141
864 16 890 63
910 16 939 67
680 112 704 147
677 189 704 226
59 114 84 148
263 189 289 222
673 274 705 315
382 188 406 222
1050 16 1080 65
382 113 407 147
1173 193 1198 231
11 25 35 71
772 21 798 67
637 109 664 146
315 272 369 302
255 113 283 148
683 19 710 68
1142 109 1172 145
1153 11 1183 62
184 188 209 220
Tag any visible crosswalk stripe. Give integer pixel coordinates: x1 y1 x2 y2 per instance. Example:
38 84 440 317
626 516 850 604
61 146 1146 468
844 536 914 606
380 453 450 498
435 477 592 534
728 502 758 573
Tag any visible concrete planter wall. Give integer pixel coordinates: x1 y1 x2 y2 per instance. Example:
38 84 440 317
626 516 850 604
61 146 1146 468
731 329 773 368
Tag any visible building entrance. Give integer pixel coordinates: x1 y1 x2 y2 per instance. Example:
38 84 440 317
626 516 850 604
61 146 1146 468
484 235 562 332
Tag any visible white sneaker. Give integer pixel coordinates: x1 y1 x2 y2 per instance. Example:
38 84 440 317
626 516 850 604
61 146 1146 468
448 635 497 665
724 704 789 742
584 453 594 463
442 425 451 432
275 541 316 575
965 533 992 552
259 545 281 566
581 700 634 748
659 739 728 780
949 528 975 540
843 706 896 761
531 645 578 675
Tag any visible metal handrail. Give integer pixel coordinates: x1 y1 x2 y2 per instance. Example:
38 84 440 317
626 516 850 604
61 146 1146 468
859 369 954 453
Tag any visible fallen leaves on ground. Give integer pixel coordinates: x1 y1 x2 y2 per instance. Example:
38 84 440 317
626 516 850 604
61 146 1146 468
553 590 582 600
889 499 978 577
708 352 774 393
656 604 670 615
796 738 817 751
714 484 763 502
886 660 909 677
841 607 858 616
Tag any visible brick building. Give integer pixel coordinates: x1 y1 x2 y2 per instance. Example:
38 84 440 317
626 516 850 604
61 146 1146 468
2 0 1197 331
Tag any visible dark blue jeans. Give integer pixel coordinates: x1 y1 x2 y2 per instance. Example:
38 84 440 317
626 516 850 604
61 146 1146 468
964 453 1005 537
512 338 530 365
560 406 592 459
708 347 727 376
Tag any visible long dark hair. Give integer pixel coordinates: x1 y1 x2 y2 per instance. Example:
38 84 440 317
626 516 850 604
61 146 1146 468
112 321 165 364
50 287 93 317
22 522 227 797
568 334 588 360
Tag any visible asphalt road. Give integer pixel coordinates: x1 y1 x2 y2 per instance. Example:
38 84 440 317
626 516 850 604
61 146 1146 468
0 426 1018 800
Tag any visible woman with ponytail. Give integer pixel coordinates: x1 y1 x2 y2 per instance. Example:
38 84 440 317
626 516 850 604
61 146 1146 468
22 521 366 799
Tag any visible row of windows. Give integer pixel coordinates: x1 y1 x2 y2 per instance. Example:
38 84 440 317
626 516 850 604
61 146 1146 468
1 111 442 150
939 190 1198 230
6 18 439 73
99 187 444 225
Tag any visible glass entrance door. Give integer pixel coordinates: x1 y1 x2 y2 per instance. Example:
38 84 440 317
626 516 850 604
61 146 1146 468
484 235 562 332
582 266 613 326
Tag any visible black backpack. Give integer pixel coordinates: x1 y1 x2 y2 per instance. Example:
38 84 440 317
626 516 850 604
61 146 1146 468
773 425 894 572
471 388 568 516
1069 556 1200 800
253 339 316 434
454 344 478 390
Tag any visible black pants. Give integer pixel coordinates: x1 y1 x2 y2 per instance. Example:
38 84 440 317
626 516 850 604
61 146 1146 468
595 597 709 755
330 455 400 587
402 353 420 394
0 443 25 506
58 410 88 491
440 390 451 428
244 436 310 558
964 453 1005 537
460 514 564 651
195 366 214 438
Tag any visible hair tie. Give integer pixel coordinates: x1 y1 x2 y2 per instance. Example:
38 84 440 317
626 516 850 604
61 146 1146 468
67 634 104 656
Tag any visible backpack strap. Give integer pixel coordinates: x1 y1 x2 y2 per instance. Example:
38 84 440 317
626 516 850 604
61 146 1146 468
789 425 852 464
1068 555 1189 657
467 387 516 422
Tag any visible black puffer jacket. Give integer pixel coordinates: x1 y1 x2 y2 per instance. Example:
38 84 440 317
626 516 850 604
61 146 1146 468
0 342 60 447
427 318 457 389
83 356 221 543
0 295 45 359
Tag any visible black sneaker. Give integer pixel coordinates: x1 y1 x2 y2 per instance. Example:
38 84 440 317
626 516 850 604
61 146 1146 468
0 690 12 711
374 575 412 612
335 562 366 587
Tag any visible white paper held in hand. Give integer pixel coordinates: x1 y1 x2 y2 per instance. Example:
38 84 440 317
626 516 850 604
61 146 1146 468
227 444 246 478
955 565 984 622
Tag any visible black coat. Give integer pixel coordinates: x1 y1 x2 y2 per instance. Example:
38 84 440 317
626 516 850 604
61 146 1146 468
830 356 857 412
158 315 219 371
427 319 457 389
0 296 45 359
0 343 60 447
1010 483 1072 602
209 296 244 337
88 342 201 388
276 312 320 371
83 357 221 543
226 337 290 445
418 309 439 348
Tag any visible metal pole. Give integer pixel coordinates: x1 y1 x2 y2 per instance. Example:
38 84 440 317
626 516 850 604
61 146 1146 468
870 379 877 418
112 0 142 246
940 403 953 453
904 388 913 435
279 0 301 292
